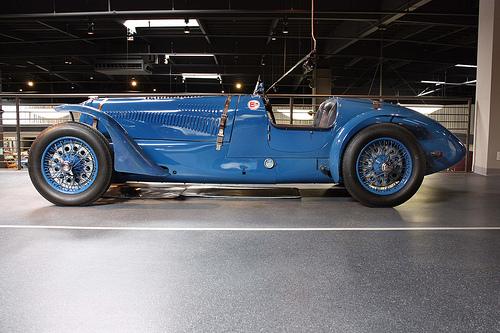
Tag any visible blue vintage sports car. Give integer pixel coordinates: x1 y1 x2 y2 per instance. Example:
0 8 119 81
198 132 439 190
28 93 465 207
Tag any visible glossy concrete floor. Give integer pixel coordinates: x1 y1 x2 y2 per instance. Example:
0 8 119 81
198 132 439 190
0 170 499 332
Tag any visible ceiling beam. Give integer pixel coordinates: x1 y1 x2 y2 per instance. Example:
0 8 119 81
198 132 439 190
0 50 474 67
345 24 435 67
265 19 280 45
26 61 77 86
196 19 219 65
0 31 37 45
385 24 435 48
0 32 25 41
396 19 477 28
428 26 469 42
259 18 280 68
0 33 474 49
390 26 474 71
36 21 95 46
323 0 434 57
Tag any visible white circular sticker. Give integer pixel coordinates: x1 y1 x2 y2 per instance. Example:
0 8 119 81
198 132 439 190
247 100 261 110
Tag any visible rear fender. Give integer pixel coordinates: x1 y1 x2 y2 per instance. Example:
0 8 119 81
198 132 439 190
391 116 466 174
55 104 169 177
329 114 393 183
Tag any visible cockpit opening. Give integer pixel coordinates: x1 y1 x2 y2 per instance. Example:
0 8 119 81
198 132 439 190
264 97 337 129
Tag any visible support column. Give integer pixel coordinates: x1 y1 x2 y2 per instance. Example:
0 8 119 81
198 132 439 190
0 70 4 168
474 0 500 175
312 68 332 111
312 68 332 95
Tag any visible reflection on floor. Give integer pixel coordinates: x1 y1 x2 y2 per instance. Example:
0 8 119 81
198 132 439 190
104 182 350 200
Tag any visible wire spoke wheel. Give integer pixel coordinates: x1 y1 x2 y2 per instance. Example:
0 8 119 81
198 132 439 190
29 123 112 206
355 137 413 196
41 136 99 194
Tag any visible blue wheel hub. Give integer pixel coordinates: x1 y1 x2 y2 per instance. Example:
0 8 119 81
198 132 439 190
41 136 98 194
355 137 413 195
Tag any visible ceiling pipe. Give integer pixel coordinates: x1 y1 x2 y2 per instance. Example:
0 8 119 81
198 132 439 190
0 9 477 20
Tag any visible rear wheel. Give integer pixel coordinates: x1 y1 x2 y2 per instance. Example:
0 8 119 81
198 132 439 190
342 124 425 207
28 122 112 206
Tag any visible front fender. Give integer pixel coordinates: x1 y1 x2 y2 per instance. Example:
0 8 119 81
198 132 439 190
55 104 169 177
329 114 394 183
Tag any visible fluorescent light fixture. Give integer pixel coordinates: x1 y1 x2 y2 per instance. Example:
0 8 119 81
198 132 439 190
421 80 474 86
417 88 440 97
421 80 446 85
123 19 199 34
455 64 477 68
181 73 221 81
418 77 476 96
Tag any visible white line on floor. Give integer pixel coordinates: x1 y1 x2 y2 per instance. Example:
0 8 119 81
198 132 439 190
0 225 499 231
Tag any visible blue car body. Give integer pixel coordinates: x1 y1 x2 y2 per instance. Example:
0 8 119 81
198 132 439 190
55 95 465 185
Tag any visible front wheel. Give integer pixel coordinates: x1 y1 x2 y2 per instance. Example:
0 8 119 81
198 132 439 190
28 122 113 206
342 124 425 207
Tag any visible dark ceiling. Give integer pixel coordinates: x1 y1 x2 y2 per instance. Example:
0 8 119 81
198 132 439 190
0 0 479 97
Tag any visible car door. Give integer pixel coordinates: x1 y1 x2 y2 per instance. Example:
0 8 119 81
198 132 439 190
267 124 332 154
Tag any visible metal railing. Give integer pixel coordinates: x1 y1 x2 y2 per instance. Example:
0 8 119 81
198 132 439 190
0 93 473 172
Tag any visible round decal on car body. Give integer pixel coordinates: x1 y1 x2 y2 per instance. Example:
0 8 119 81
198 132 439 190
248 100 260 110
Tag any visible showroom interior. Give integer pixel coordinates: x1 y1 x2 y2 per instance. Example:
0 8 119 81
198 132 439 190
0 0 499 332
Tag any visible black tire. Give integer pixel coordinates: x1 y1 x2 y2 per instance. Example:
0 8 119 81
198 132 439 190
342 124 425 207
28 122 113 206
